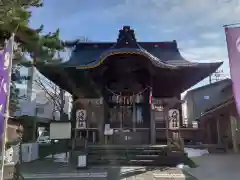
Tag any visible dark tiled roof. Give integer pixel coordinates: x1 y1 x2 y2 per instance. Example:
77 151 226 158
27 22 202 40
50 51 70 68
37 26 223 96
62 26 222 69
183 78 231 99
63 41 201 68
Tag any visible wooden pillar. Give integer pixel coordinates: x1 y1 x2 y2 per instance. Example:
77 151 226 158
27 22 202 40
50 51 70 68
207 122 212 144
150 104 156 144
230 115 239 153
98 101 105 144
85 102 91 148
164 106 170 143
216 117 221 144
71 101 77 151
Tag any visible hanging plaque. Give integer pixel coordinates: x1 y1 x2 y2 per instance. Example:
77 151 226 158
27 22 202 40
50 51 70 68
76 109 87 129
168 109 180 129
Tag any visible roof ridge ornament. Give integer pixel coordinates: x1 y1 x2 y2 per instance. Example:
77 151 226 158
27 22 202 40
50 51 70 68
113 26 139 49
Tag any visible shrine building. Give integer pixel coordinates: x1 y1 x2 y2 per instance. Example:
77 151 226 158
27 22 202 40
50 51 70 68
37 26 222 147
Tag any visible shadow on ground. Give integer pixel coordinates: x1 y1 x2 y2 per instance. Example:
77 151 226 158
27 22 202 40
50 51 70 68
186 154 240 180
20 159 198 179
107 166 198 180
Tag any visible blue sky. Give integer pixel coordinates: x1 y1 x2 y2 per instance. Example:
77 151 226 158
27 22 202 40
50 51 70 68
29 0 240 93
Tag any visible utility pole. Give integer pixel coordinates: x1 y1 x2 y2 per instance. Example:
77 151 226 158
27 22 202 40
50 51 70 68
209 75 212 84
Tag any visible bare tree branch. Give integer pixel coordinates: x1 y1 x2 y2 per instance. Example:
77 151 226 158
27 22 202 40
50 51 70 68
34 73 63 113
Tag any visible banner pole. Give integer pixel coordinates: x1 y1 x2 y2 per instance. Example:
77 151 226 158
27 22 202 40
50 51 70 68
0 34 15 180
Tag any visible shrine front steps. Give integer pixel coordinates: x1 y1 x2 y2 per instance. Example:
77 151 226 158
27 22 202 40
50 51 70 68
70 145 196 167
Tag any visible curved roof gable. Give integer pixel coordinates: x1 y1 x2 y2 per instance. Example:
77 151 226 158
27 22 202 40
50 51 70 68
36 26 223 97
63 26 199 68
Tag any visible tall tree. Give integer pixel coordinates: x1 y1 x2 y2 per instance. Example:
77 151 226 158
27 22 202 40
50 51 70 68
0 0 63 114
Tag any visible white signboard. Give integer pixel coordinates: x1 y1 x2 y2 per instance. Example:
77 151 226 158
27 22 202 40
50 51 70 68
168 109 180 129
204 95 210 100
50 122 71 139
78 155 87 167
104 124 113 135
76 109 87 129
192 121 198 128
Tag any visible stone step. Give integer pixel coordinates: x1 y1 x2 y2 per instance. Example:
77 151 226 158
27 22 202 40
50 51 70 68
87 149 168 156
72 145 190 167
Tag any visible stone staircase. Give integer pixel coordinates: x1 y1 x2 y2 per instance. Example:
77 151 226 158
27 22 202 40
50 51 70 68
85 145 189 167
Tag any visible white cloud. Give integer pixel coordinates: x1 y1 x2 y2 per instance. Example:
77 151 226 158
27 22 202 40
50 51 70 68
61 0 232 79
34 0 240 32
31 0 234 86
178 40 198 48
87 0 240 28
33 0 240 37
200 32 221 39
181 46 227 61
161 27 181 33
180 45 230 77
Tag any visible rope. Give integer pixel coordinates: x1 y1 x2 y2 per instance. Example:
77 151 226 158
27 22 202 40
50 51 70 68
105 86 150 96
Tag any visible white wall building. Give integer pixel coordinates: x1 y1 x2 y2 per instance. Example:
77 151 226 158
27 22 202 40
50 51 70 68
14 67 72 121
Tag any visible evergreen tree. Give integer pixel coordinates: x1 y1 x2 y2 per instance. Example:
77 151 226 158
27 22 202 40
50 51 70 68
0 0 63 114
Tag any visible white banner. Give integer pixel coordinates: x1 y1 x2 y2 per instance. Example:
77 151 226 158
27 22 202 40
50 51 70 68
168 109 180 129
76 109 87 129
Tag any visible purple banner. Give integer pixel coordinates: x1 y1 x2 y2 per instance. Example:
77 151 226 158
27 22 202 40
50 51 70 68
0 36 14 143
225 27 240 116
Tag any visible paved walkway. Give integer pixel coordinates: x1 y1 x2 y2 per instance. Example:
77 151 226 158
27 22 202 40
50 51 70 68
186 153 240 180
20 161 195 179
20 154 240 179
22 169 195 180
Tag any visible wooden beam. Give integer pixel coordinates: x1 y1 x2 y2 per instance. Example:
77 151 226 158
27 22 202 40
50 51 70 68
207 122 212 144
150 105 156 144
60 70 84 98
